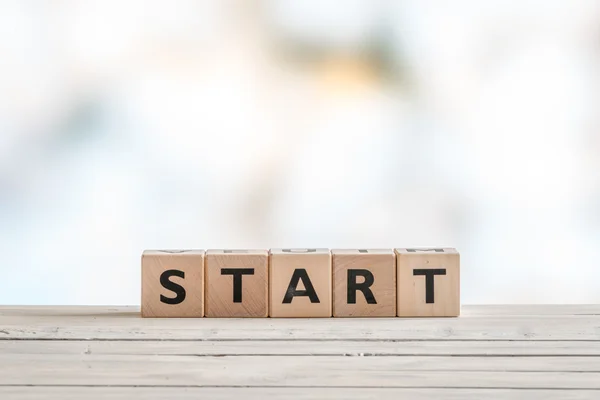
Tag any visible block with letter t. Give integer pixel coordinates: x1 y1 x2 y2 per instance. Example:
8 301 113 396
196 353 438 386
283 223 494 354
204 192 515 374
395 248 460 317
205 249 269 317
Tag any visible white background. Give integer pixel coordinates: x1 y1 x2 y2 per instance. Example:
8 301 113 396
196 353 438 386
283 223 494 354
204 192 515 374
0 0 599 305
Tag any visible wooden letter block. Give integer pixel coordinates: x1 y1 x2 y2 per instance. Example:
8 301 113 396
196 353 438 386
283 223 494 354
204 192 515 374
141 250 204 318
396 248 460 317
205 249 268 317
269 249 332 318
332 249 396 317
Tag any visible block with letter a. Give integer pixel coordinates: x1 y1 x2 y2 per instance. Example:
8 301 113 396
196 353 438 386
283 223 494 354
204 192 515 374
269 249 331 318
395 248 460 317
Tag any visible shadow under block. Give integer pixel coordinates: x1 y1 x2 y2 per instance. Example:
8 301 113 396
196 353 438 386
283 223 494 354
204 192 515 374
395 248 460 317
332 249 396 317
141 250 205 318
205 250 268 318
269 249 332 318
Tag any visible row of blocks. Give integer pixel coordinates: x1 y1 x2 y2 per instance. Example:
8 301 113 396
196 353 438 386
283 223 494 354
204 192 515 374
141 248 460 318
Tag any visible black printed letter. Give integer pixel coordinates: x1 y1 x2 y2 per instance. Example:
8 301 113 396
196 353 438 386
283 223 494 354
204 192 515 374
221 268 254 303
347 269 377 304
160 269 186 305
282 269 320 303
413 269 446 303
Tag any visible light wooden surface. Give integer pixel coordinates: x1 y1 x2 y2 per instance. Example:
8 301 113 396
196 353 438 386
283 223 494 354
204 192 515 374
1 306 599 399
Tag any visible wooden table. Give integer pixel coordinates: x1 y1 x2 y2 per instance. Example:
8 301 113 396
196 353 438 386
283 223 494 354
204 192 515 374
0 305 599 399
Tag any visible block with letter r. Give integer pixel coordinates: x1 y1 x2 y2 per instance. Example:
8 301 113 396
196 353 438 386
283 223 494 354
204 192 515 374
332 249 396 317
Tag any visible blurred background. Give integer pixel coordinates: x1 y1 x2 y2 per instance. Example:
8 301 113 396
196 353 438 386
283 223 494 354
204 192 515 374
0 0 599 305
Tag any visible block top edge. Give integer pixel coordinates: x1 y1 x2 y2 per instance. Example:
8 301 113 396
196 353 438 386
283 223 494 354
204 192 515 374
270 248 330 254
395 248 458 254
206 249 268 255
331 249 394 254
143 250 205 256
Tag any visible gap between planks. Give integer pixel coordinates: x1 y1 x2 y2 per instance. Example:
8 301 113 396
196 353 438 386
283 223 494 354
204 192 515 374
1 384 600 389
2 338 600 342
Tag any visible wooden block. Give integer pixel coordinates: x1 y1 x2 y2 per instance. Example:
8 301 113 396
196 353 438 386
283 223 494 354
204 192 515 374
205 250 268 318
269 248 332 318
332 249 396 317
141 250 204 318
395 248 460 317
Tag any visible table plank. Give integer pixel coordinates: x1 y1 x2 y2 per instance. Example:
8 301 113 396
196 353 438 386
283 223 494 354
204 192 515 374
2 340 600 356
1 306 599 341
1 355 600 387
0 387 597 400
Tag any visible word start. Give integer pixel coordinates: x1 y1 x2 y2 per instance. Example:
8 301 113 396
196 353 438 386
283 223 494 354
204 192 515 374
141 248 460 318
